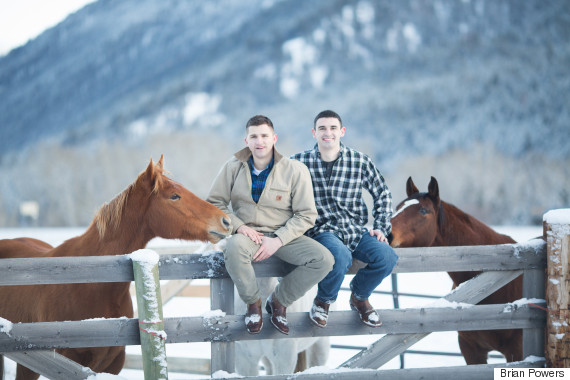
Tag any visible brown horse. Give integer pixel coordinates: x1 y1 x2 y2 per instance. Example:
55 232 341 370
0 156 231 379
390 176 521 364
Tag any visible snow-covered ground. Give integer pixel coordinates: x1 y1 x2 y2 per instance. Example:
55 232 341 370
0 225 543 379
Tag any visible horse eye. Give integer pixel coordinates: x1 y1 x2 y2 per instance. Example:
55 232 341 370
419 208 429 215
170 194 181 201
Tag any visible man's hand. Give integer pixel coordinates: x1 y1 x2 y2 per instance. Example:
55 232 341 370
237 225 264 244
369 229 388 243
253 236 283 262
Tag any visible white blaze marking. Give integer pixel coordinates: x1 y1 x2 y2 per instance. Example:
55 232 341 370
392 199 420 219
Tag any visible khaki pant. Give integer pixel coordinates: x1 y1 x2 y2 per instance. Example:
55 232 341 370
224 234 334 307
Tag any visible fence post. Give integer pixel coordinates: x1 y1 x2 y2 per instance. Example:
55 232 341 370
131 249 168 380
210 278 235 375
522 267 545 358
544 209 570 368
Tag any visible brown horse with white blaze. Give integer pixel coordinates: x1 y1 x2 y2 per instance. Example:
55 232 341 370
390 176 521 364
0 156 231 379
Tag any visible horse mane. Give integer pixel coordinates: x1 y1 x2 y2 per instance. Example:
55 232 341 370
93 165 164 239
94 184 133 239
438 200 515 244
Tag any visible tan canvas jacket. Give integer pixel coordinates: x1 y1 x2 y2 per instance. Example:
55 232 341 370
207 147 317 246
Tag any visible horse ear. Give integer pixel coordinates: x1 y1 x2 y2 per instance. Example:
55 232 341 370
144 157 157 182
157 154 164 171
428 176 440 203
143 156 162 188
406 177 419 196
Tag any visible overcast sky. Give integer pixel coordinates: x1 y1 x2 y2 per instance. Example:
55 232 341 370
0 0 96 56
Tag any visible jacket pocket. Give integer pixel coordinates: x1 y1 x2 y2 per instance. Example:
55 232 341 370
266 187 291 209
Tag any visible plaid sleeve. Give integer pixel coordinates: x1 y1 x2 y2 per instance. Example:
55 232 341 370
362 156 392 236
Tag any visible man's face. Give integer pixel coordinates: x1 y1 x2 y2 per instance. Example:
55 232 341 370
245 124 277 161
313 117 345 150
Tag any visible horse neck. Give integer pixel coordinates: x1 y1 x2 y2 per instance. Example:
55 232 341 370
434 201 515 247
435 201 516 286
50 208 153 257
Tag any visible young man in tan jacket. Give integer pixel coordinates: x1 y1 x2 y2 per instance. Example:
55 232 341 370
207 115 334 335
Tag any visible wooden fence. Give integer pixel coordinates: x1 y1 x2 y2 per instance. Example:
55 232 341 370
0 234 550 379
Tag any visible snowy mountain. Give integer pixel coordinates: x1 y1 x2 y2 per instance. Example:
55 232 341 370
0 0 569 226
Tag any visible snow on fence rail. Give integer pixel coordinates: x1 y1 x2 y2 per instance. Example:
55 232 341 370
0 241 549 379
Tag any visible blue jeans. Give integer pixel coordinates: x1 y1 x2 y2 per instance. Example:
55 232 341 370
313 231 398 303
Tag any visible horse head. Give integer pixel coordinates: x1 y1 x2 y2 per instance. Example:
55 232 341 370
390 176 443 248
136 155 231 243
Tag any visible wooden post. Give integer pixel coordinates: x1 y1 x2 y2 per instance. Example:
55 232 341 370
522 267 545 358
131 249 168 380
544 209 570 368
210 277 235 375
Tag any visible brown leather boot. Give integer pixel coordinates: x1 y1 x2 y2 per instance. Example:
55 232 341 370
265 292 289 335
309 298 330 328
245 298 263 334
349 293 382 327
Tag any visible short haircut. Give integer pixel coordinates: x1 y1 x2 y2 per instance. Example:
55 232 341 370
246 115 274 131
313 110 342 129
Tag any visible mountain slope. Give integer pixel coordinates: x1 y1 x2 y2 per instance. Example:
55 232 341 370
0 0 568 226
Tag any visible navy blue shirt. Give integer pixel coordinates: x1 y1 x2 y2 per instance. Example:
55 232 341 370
249 156 274 203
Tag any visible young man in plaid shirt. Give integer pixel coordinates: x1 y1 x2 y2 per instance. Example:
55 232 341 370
291 110 398 328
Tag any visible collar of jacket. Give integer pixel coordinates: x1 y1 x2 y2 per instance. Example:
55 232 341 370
234 146 283 164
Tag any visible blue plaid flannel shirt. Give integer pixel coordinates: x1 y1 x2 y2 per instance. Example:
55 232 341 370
291 143 393 251
249 156 274 203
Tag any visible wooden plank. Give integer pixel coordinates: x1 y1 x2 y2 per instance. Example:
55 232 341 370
340 270 525 369
0 243 545 286
0 302 544 351
0 318 140 351
0 255 133 285
210 278 235 374
3 350 95 380
124 354 210 375
522 268 545 359
387 243 546 273
249 359 545 380
157 243 546 276
545 219 570 367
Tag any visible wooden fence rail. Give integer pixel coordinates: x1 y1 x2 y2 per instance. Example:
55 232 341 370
0 240 548 379
0 303 545 351
0 243 545 285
